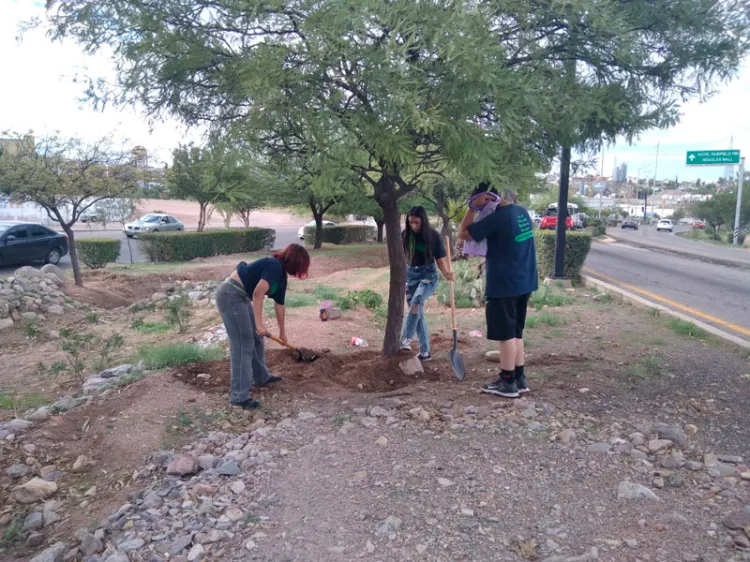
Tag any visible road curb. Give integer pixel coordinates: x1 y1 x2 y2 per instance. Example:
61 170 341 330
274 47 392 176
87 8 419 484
582 274 750 351
603 234 750 271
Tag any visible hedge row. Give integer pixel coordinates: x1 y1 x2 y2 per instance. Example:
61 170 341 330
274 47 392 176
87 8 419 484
303 224 375 245
77 238 121 269
139 228 276 262
534 230 592 280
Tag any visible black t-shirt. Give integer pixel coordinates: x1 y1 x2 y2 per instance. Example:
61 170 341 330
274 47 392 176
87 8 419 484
236 257 288 305
406 229 447 267
466 204 538 298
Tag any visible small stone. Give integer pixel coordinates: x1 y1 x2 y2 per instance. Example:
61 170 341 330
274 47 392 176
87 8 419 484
297 411 317 420
704 453 718 467
225 507 244 521
365 540 375 553
244 539 257 551
740 471 750 480
7 463 29 479
197 455 216 470
0 317 14 331
13 477 58 504
80 534 104 556
668 472 686 488
722 510 750 530
40 465 57 478
718 454 743 464
30 542 67 562
23 512 44 531
84 486 97 497
217 460 241 476
653 477 665 489
735 534 750 549
166 455 200 476
661 452 684 470
709 463 739 478
120 538 145 551
370 406 390 417
170 536 193 556
72 455 90 473
685 460 704 471
558 429 576 444
437 478 454 487
46 305 64 315
29 407 51 421
375 516 402 536
9 418 32 432
461 508 475 516
142 491 163 509
398 356 424 376
26 532 46 548
630 432 646 447
187 544 205 562
588 442 611 454
416 544 428 554
654 423 688 446
230 481 245 495
617 481 659 500
624 539 638 548
648 439 673 452
375 436 388 447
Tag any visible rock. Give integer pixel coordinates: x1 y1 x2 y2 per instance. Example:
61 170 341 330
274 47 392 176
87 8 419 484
103 551 129 562
217 460 241 476
735 534 750 549
617 481 659 501
416 544 428 555
29 407 51 421
23 512 44 531
80 534 104 556
648 439 673 452
461 508 475 516
297 411 316 420
741 472 750 480
722 509 750 530
9 418 32 432
709 463 739 478
623 539 638 548
120 538 145 552
629 432 646 446
558 429 576 444
46 305 64 315
375 436 388 447
654 423 688 446
15 266 43 280
51 396 85 413
13 478 58 504
225 507 244 522
437 478 454 487
703 453 718 467
369 406 390 417
166 455 200 476
197 455 216 470
230 481 245 495
0 317 14 331
41 264 66 284
151 292 167 302
187 544 205 562
43 510 60 527
375 516 402 537
244 539 257 551
365 540 375 554
142 491 163 509
72 455 91 473
398 356 424 376
630 449 648 461
587 442 611 454
661 452 684 470
30 542 67 562
99 364 133 379
685 461 704 471
485 350 501 363
7 463 29 479
718 454 744 464
26 532 46 548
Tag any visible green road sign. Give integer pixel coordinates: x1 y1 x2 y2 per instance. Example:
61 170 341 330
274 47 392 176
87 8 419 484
686 150 741 166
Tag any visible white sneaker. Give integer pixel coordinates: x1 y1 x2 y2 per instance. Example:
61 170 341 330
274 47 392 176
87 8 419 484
400 339 412 351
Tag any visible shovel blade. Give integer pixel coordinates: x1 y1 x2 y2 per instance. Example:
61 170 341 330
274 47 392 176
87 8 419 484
450 330 465 381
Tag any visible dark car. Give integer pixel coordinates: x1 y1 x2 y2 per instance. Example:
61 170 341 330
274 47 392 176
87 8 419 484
0 222 69 267
621 219 639 230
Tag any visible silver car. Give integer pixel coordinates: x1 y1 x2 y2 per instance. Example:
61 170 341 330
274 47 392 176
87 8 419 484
124 214 184 238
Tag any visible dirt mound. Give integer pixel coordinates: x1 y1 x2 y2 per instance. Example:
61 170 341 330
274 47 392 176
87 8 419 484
173 349 444 394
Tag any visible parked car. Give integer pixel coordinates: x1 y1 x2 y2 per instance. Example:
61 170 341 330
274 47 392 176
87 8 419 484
692 221 705 230
656 219 674 233
539 206 574 230
124 214 184 238
0 221 69 267
298 219 337 239
79 211 101 223
621 219 639 230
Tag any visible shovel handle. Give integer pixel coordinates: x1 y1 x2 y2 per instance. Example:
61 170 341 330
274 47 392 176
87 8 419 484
444 236 458 332
265 333 297 351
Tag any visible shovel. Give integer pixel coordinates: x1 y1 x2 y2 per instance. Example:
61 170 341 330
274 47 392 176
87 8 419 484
265 334 318 362
444 236 466 381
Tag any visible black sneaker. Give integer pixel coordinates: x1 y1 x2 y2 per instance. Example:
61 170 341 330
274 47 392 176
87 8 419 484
417 352 432 362
516 374 530 394
231 398 261 411
255 375 282 388
480 378 520 398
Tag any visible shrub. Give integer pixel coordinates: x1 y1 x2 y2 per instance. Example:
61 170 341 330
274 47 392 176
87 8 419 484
535 230 592 280
77 238 121 269
436 259 484 309
589 219 606 237
337 289 383 311
138 343 224 369
139 228 275 262
303 224 375 245
726 231 746 245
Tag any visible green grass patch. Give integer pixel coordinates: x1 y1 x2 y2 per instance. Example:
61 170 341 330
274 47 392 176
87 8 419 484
650 337 666 346
0 392 50 411
285 293 318 308
138 343 224 370
530 285 572 310
667 318 707 339
312 284 342 302
648 307 661 318
593 292 616 304
1 514 24 546
537 311 567 327
627 355 663 380
132 319 172 334
525 316 539 329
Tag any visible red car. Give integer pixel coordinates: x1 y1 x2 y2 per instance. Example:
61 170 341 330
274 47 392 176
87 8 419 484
539 208 574 230
692 221 705 230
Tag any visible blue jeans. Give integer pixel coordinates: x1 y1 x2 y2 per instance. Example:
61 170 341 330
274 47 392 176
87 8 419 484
401 264 439 355
215 280 271 403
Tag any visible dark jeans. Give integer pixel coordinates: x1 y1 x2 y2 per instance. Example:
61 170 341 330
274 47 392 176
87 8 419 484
215 280 271 403
401 263 439 355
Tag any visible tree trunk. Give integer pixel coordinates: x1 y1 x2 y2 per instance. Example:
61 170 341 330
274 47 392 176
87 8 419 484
375 176 406 356
375 218 385 242
241 211 250 228
65 226 83 287
439 212 453 256
310 198 323 250
198 202 207 232
125 235 134 265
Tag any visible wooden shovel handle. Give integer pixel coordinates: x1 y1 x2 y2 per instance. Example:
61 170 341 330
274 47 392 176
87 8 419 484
265 333 297 351
444 236 458 332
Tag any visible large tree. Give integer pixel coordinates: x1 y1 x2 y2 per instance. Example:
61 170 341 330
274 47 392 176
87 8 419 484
0 134 139 286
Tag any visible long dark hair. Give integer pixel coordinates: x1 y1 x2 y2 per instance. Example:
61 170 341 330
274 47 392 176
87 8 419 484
273 244 310 279
402 206 433 262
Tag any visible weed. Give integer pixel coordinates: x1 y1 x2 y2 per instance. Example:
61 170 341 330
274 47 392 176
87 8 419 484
538 312 567 327
138 343 224 370
24 321 39 339
0 391 49 412
86 312 100 324
436 260 484 308
525 316 539 329
285 294 317 308
110 370 146 389
651 337 666 345
667 318 707 339
530 285 572 310
132 318 171 334
333 414 352 427
129 301 156 314
58 327 97 380
648 307 661 318
92 332 125 373
263 298 277 318
593 292 615 304
164 295 192 334
551 329 564 338
627 355 663 380
313 285 341 302
337 289 384 311
1 514 23 546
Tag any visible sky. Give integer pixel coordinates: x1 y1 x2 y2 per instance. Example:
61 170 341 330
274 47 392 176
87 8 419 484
1 0 748 182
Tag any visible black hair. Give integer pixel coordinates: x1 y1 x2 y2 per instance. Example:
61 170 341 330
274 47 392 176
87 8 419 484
402 206 434 262
472 182 498 196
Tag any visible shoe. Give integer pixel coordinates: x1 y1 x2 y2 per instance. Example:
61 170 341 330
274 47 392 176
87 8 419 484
480 378 519 398
255 375 282 388
417 352 432 362
231 398 261 411
516 374 530 394
400 339 412 351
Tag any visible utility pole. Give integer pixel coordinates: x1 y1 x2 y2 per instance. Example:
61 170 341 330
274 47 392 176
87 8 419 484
553 56 576 279
646 142 659 220
734 157 745 246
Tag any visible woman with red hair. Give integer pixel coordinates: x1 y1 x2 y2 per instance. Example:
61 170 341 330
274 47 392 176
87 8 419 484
216 244 311 410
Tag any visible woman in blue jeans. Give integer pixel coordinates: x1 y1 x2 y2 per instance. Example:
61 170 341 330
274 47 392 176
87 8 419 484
400 206 454 361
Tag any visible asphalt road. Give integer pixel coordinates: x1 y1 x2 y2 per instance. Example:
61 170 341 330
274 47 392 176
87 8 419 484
586 241 750 339
0 227 301 276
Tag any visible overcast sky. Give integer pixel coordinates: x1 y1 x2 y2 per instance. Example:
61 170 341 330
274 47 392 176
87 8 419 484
2 0 748 182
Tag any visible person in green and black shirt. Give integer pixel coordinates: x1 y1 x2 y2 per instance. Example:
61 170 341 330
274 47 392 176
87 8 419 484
400 206 454 361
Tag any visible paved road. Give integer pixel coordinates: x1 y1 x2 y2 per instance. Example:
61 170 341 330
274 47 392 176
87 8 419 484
0 227 301 276
610 225 750 268
586 241 750 339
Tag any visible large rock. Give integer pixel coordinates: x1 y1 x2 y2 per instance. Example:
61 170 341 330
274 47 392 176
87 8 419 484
654 423 688 447
13 478 58 504
15 266 43 280
46 305 64 315
80 533 104 556
617 481 659 501
9 418 33 432
23 512 44 532
41 264 67 284
398 355 424 376
722 508 750 530
99 364 134 379
167 455 200 476
7 463 29 479
0 317 15 331
29 541 67 562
